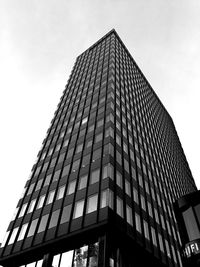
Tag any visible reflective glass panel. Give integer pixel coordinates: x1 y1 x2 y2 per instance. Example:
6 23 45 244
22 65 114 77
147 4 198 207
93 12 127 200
73 200 84 219
60 205 72 224
86 194 98 214
38 214 49 233
52 254 61 267
73 245 88 267
27 219 38 237
88 242 99 267
18 223 28 241
60 250 74 267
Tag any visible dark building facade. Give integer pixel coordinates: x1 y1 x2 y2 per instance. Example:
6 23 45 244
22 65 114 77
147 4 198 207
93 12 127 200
0 29 197 267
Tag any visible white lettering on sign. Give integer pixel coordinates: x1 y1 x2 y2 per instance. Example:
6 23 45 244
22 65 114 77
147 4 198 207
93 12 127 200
183 241 200 258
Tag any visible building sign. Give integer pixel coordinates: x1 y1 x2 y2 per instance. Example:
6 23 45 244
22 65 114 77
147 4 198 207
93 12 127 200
183 239 200 258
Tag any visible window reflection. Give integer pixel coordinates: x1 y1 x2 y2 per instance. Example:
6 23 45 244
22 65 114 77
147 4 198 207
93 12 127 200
73 245 88 267
51 242 98 267
52 254 61 267
60 250 74 267
36 260 43 267
88 243 98 267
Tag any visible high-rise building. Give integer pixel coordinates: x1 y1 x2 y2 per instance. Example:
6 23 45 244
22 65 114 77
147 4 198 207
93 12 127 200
0 29 197 267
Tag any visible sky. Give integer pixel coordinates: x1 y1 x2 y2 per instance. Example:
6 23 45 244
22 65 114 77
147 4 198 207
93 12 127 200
0 0 200 243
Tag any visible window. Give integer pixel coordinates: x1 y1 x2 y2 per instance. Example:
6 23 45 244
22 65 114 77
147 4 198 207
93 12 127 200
52 254 61 267
116 121 121 130
165 240 171 258
145 181 150 194
19 203 27 217
60 204 72 224
88 124 94 133
126 205 133 226
35 179 43 191
103 143 114 157
106 113 114 123
116 135 121 146
143 220 150 240
92 148 102 162
82 117 88 125
47 190 55 204
73 245 88 267
37 195 46 209
135 213 141 233
57 185 65 200
140 195 146 211
49 209 60 229
90 169 100 184
138 174 143 187
86 139 93 148
123 143 128 153
147 202 153 217
44 174 52 186
133 188 139 204
73 200 84 219
66 148 74 159
95 133 103 143
97 119 104 128
38 214 49 233
116 197 123 218
50 157 57 168
76 144 83 154
34 166 41 176
116 151 122 165
116 171 123 188
130 150 134 162
60 250 74 267
125 180 131 196
86 194 98 214
52 169 61 182
102 164 114 180
28 199 36 213
41 152 46 160
8 227 19 244
18 223 28 241
105 127 114 138
78 175 88 190
160 215 166 230
67 126 72 134
27 183 35 195
1 231 10 247
63 139 69 147
48 148 53 156
62 165 70 178
27 219 38 237
151 227 157 246
74 121 80 130
154 208 159 224
124 159 129 173
55 143 61 152
72 159 80 172
79 128 86 137
67 180 76 195
100 190 109 208
82 154 90 167
158 234 164 252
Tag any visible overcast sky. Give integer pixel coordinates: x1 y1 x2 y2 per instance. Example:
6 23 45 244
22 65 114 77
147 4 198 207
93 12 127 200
0 0 200 243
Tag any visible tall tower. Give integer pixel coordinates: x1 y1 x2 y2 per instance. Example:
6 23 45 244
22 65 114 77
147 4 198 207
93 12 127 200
0 29 197 267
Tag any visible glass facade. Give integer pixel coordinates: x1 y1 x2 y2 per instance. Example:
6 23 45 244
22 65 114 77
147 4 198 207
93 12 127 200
0 29 197 267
